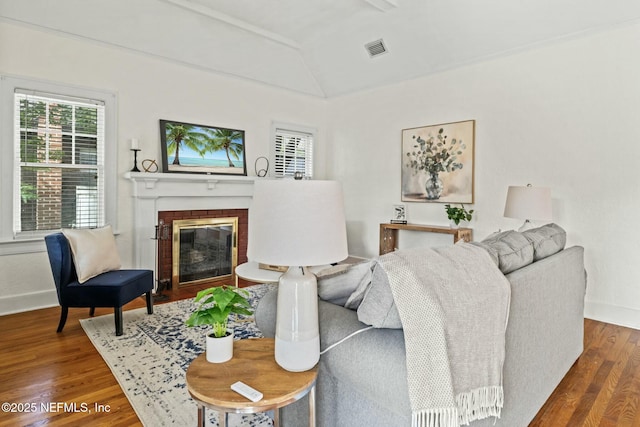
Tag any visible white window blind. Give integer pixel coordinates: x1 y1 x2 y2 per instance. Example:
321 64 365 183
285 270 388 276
273 128 314 178
13 90 105 236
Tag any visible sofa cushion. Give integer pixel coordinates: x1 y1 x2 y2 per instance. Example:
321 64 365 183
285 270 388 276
473 230 534 274
354 262 402 329
352 228 548 329
316 260 374 306
62 225 122 283
522 223 566 261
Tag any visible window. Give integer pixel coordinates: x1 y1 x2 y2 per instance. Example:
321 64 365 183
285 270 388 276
271 123 315 178
14 91 105 236
0 75 116 253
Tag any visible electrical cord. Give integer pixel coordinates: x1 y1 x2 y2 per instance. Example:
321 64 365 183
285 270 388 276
320 326 374 355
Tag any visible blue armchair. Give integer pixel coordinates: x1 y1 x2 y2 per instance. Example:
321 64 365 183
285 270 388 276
45 232 154 336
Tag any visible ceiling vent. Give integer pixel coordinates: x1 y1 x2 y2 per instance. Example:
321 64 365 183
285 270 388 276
365 39 388 58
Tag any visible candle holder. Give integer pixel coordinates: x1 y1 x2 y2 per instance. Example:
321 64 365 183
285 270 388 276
130 149 141 172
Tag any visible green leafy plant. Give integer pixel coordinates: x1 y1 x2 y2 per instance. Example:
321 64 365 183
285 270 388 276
406 128 467 175
185 286 253 338
445 204 474 225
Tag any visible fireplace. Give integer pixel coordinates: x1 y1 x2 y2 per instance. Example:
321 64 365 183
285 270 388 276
158 209 248 289
125 172 254 289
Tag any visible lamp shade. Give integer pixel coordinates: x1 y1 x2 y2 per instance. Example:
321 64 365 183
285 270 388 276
248 179 348 266
503 185 552 221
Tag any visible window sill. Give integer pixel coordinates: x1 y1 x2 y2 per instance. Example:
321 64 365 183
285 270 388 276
0 238 46 256
0 229 122 256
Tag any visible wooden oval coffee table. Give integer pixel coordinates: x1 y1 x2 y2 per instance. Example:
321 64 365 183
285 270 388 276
186 338 318 427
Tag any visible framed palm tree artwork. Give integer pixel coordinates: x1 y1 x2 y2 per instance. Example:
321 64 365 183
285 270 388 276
159 119 247 176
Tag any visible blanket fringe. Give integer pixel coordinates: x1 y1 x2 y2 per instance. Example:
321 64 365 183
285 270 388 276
411 408 459 427
456 386 504 426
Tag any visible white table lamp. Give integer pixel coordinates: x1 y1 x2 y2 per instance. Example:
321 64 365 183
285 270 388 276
503 184 552 231
248 179 348 372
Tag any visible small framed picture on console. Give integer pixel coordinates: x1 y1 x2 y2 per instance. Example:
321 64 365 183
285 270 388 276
391 204 407 224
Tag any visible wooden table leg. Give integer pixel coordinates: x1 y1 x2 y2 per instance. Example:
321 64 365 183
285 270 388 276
274 408 280 427
379 225 397 255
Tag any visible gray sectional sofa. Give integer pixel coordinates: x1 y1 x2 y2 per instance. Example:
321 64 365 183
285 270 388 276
255 224 586 427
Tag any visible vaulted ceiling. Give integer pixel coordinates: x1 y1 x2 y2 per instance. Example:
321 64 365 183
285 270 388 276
2 0 640 98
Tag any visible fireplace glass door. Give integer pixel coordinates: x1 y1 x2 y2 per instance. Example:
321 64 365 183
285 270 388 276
172 217 238 287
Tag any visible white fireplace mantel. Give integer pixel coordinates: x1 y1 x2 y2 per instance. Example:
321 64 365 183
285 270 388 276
125 172 255 272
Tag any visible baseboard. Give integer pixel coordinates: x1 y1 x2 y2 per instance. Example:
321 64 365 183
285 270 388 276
584 300 640 330
0 289 58 316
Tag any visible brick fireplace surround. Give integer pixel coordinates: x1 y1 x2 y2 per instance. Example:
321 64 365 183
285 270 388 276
157 208 248 288
125 172 255 288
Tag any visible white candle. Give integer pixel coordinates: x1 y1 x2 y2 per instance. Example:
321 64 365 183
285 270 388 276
130 138 139 150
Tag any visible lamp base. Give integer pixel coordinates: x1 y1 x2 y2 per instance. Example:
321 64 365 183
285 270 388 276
275 335 320 372
274 266 320 372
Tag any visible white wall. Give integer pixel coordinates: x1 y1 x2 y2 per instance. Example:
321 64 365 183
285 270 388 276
327 22 640 329
0 22 327 314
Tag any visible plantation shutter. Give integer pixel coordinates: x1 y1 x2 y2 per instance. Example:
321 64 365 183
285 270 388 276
13 89 106 237
273 128 313 178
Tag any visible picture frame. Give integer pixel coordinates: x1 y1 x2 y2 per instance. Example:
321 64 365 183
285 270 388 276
401 119 474 203
391 204 407 224
160 119 247 176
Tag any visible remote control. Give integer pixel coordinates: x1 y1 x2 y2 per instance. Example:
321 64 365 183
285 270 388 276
230 381 263 402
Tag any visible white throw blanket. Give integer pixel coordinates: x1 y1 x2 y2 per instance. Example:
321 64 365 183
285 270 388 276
376 242 511 427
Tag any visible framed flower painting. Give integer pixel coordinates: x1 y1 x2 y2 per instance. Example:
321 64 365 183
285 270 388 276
401 119 475 203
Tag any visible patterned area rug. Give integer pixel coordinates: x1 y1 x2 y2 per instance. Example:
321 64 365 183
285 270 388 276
80 283 276 427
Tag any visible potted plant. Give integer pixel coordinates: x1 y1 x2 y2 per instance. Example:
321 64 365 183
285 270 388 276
186 285 253 363
444 204 474 228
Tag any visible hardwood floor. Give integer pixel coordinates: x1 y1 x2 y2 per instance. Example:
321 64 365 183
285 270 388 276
1 288 640 426
531 320 640 427
0 283 210 427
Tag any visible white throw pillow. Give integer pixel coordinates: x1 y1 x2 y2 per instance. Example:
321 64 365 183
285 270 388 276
62 225 122 283
316 260 374 307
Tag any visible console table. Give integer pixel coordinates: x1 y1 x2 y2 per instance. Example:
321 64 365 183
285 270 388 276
379 223 473 255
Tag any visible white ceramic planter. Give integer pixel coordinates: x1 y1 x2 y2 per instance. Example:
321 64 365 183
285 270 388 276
206 331 234 363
